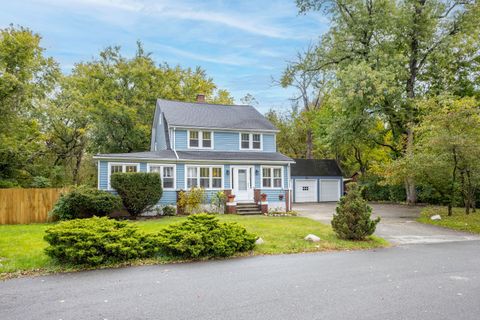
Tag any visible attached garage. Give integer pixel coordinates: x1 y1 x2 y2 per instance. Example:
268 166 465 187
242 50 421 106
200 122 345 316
291 159 343 203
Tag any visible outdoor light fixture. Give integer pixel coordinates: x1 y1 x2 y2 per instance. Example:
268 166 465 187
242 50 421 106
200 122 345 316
255 169 259 176
226 169 230 175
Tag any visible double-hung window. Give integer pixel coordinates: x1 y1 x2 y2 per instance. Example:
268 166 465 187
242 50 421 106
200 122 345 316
240 133 262 150
108 163 139 189
262 167 283 189
189 130 213 149
186 166 223 189
148 164 176 190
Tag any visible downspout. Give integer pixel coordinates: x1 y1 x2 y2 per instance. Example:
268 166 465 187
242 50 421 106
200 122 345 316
172 127 179 160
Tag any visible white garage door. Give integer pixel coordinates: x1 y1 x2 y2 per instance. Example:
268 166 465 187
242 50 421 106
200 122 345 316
295 179 317 203
319 179 340 202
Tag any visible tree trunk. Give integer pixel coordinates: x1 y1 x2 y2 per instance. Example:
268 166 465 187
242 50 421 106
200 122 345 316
447 203 452 216
449 147 458 216
405 127 417 204
72 148 84 186
306 128 314 159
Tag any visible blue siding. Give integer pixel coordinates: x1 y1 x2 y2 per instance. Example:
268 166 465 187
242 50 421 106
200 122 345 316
176 163 185 189
99 161 108 190
159 191 177 205
255 165 261 188
262 189 286 202
224 165 231 189
263 134 276 152
174 130 188 150
214 131 238 151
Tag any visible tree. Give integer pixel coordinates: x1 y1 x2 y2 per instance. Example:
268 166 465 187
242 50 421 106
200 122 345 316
292 0 480 203
0 25 60 186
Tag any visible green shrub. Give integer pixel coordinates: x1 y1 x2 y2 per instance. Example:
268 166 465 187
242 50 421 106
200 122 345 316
44 217 159 266
49 186 122 220
177 187 206 214
162 205 176 216
0 179 19 188
111 172 163 217
157 213 256 258
210 191 227 213
30 176 51 188
332 183 380 240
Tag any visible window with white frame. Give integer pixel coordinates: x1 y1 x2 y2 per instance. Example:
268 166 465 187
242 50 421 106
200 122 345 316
148 164 175 189
188 130 213 149
186 166 223 189
262 167 283 189
240 133 262 150
108 163 139 189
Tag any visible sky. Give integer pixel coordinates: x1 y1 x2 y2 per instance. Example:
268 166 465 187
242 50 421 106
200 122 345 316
0 0 329 112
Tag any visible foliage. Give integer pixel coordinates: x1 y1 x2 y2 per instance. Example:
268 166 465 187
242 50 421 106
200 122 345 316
49 186 121 220
162 205 176 216
359 174 405 203
111 172 163 217
332 183 380 240
418 206 480 234
156 214 257 258
210 191 227 213
30 176 51 188
0 180 19 188
43 217 159 266
177 187 206 214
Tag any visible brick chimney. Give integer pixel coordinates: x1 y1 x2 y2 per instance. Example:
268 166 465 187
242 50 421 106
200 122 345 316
196 94 206 103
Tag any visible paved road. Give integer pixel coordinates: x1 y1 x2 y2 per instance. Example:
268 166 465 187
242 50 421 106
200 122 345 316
2 241 480 320
295 203 480 245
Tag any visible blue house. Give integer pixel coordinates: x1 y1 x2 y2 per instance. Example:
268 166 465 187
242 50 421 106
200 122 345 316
94 95 294 214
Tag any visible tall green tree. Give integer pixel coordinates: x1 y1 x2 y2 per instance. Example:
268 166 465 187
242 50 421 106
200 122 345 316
0 25 60 186
291 0 480 203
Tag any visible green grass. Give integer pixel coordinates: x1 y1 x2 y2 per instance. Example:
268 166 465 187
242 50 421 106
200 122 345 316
418 206 480 234
0 215 388 279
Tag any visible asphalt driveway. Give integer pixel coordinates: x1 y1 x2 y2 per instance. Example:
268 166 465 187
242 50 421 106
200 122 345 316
294 203 480 245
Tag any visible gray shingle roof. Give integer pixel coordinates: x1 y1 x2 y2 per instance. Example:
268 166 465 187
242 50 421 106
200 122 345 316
157 99 277 131
94 150 293 162
291 159 343 176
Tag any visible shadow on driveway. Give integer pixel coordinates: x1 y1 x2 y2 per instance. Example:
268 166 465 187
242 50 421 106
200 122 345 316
294 203 480 245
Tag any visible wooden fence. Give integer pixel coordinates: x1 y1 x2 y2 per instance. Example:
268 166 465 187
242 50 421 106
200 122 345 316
0 188 66 224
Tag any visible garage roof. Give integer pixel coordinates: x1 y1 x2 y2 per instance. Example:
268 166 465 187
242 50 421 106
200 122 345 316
291 159 343 177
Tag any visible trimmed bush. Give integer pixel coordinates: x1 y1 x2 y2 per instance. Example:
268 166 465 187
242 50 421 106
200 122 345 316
49 186 122 220
111 172 163 217
162 205 176 216
332 183 380 240
157 213 256 258
44 217 159 266
177 187 206 214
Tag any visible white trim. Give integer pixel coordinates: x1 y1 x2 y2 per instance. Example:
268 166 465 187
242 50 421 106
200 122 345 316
173 125 279 133
239 133 263 151
226 202 237 206
187 129 214 150
260 165 284 189
146 163 177 191
184 164 224 190
107 162 140 190
230 165 255 202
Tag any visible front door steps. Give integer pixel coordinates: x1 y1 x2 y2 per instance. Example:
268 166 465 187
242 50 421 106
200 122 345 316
236 203 262 215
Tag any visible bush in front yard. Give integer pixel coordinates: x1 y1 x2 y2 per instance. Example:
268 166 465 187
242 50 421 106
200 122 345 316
44 217 159 266
332 183 380 240
157 213 256 258
49 186 122 220
111 172 163 218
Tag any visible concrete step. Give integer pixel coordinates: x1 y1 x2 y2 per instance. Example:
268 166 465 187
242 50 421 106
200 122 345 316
237 211 262 215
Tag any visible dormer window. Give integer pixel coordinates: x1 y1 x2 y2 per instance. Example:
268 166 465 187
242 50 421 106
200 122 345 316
188 130 213 149
240 133 262 150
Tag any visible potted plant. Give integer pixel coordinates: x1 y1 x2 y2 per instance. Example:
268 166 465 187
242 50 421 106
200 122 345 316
227 194 236 202
260 193 267 202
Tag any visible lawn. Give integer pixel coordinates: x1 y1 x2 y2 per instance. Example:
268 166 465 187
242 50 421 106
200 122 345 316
418 206 480 234
0 215 388 279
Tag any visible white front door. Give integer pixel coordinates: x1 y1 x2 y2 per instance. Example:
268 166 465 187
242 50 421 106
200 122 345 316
232 166 254 202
